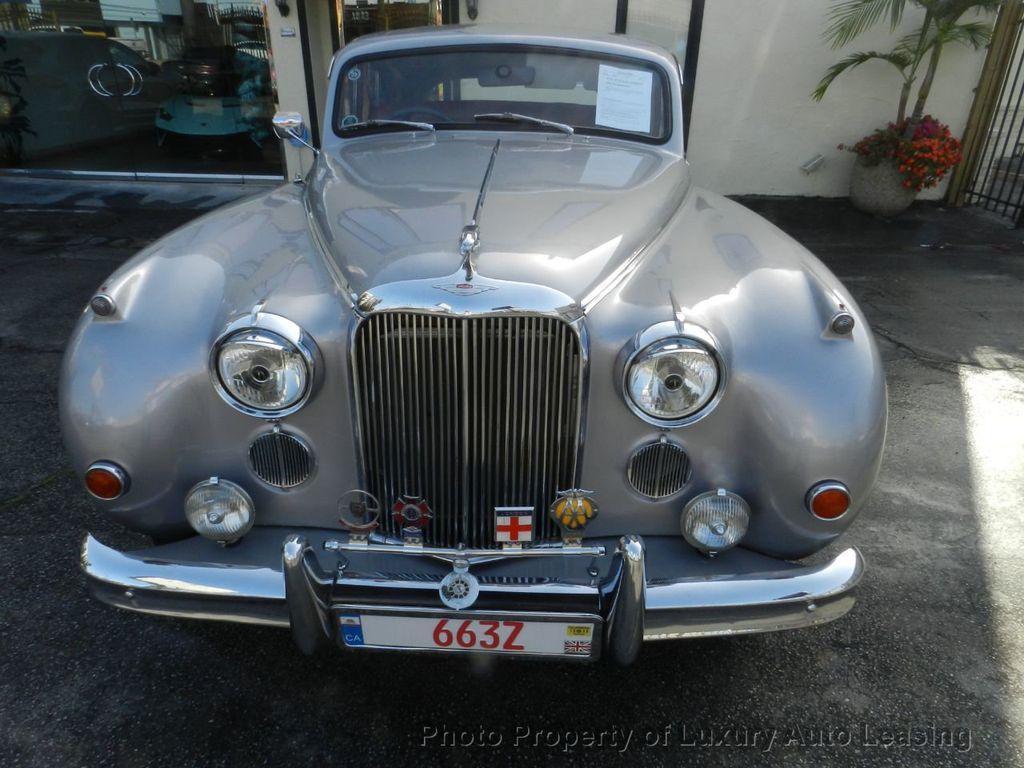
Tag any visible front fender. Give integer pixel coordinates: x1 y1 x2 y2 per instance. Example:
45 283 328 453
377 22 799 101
581 189 886 558
59 184 360 537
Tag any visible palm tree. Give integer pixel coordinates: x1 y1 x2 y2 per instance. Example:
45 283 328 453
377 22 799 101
812 0 999 128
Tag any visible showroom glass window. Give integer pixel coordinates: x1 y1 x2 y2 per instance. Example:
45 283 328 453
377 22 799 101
0 0 283 177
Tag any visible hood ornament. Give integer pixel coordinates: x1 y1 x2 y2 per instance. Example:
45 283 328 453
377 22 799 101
458 225 480 281
458 138 501 281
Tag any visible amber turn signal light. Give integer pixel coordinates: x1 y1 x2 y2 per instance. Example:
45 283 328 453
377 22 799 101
807 482 851 520
85 462 129 500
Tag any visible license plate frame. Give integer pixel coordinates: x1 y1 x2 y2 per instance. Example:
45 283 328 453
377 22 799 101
335 607 601 659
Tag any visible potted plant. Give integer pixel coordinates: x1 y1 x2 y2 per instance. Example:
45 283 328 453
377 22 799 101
812 0 998 216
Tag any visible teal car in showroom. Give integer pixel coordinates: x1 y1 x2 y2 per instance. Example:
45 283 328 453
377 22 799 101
155 44 272 151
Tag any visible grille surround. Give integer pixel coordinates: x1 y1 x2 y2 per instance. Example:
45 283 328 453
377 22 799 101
352 311 585 548
249 429 313 489
627 439 690 499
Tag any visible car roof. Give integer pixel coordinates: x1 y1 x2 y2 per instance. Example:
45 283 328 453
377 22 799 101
338 23 679 75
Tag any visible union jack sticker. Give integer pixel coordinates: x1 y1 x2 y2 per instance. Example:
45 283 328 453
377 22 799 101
564 640 592 656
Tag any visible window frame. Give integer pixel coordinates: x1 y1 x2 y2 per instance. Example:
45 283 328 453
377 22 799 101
331 43 674 146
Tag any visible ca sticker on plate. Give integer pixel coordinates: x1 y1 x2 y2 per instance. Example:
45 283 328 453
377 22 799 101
338 614 364 646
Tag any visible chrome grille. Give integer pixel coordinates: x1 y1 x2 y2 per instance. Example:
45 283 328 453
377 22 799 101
628 439 690 499
353 312 584 548
249 430 312 488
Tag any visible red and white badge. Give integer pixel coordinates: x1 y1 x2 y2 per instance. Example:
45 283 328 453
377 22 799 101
495 507 534 544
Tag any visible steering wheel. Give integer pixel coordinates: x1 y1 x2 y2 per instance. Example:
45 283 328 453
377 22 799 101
390 106 449 123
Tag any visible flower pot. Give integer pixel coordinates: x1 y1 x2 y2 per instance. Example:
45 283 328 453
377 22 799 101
849 157 917 217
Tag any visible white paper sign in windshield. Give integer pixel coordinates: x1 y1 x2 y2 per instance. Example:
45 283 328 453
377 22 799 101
595 64 653 134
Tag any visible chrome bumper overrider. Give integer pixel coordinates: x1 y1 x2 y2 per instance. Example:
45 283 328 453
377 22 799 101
81 530 864 665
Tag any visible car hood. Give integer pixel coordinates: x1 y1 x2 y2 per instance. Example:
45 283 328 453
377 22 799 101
305 134 688 308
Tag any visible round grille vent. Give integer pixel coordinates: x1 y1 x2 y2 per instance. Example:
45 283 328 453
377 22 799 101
628 439 690 499
249 430 312 489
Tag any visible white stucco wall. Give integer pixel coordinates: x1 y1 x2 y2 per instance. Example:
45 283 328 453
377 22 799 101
459 0 619 33
265 0 989 196
683 0 990 199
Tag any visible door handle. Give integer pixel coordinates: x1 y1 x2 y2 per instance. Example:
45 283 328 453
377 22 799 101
87 64 114 97
117 63 144 96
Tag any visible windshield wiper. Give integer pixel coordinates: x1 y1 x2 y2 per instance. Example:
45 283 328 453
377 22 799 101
339 119 435 133
474 112 574 136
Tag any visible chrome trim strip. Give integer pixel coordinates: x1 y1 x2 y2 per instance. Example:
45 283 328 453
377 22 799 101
578 200 684 314
325 539 605 559
0 169 282 183
302 191 360 309
336 578 600 595
335 605 602 621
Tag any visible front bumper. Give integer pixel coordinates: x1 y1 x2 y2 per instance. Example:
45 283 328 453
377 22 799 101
81 529 864 664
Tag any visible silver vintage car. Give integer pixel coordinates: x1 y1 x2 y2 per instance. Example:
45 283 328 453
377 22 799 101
66 26 886 665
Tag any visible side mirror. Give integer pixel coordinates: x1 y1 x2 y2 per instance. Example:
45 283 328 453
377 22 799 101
272 111 304 139
273 111 318 155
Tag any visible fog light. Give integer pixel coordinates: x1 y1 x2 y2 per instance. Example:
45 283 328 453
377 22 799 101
85 461 129 500
807 481 851 520
681 489 749 555
185 477 254 543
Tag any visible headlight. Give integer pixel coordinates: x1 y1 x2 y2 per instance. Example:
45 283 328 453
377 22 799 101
185 477 254 543
625 337 719 422
214 323 313 416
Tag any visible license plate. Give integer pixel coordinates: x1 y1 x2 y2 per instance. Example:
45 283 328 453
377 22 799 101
338 613 596 657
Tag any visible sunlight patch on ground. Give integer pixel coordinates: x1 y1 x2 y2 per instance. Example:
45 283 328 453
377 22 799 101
959 360 1024 742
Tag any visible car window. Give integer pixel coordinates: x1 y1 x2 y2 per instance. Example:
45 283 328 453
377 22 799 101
336 46 670 142
108 42 143 67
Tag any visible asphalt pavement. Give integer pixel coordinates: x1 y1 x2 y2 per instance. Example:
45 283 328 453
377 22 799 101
0 180 1022 767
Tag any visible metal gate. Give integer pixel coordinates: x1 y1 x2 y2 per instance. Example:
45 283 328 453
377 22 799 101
952 1 1024 223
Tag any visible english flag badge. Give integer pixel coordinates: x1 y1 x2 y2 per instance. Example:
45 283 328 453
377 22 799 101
495 506 534 547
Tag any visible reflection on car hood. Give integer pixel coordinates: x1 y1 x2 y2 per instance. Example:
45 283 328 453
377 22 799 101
305 134 689 306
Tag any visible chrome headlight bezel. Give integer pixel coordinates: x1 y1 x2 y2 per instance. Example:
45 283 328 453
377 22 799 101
210 312 320 419
621 321 725 428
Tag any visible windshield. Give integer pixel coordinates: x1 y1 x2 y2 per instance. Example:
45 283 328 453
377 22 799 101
334 46 671 142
